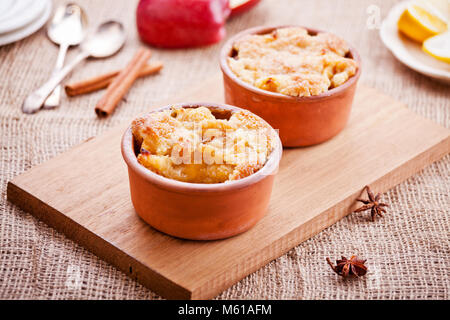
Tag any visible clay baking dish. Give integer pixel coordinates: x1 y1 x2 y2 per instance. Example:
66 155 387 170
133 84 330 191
220 25 361 147
121 102 282 240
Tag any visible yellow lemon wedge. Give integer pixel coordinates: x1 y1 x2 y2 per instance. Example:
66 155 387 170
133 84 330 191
423 31 450 63
398 4 448 43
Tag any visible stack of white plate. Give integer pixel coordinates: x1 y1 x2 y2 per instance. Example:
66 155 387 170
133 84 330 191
0 0 52 46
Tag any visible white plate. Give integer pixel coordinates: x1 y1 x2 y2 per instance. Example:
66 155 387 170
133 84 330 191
0 0 51 46
0 0 15 21
0 0 46 34
380 1 450 83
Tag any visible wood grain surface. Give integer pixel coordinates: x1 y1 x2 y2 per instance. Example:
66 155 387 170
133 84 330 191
7 75 450 299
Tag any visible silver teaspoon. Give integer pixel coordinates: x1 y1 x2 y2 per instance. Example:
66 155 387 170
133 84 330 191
22 21 126 114
44 3 88 109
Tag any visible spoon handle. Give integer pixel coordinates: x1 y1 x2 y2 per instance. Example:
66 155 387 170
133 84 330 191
43 44 69 109
22 51 89 114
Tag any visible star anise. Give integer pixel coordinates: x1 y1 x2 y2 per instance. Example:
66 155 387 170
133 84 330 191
326 256 368 278
354 185 389 221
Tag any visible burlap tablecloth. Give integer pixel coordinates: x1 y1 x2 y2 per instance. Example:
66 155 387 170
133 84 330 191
0 0 449 300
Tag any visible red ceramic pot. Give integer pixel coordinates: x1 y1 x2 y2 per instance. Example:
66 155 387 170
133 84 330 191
121 102 282 240
220 25 361 147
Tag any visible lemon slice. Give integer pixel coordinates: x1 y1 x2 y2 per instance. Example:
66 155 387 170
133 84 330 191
423 31 450 63
398 4 448 43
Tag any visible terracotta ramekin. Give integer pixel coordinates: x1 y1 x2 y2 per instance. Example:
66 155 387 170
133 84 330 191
121 102 282 240
220 25 362 147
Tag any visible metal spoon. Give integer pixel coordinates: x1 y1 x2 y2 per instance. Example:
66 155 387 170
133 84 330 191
44 3 88 109
22 21 126 114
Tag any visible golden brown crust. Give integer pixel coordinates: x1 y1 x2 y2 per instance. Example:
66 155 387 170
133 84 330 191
228 27 358 97
132 107 277 183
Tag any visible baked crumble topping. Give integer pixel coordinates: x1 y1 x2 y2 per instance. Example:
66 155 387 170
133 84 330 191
132 107 277 183
227 27 358 97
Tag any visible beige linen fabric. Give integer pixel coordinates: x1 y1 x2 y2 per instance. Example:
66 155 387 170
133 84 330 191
0 0 449 299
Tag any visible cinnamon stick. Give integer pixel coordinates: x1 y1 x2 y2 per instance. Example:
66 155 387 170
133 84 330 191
95 48 152 117
65 61 163 97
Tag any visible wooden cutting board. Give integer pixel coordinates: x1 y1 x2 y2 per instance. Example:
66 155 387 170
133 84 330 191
7 75 450 299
